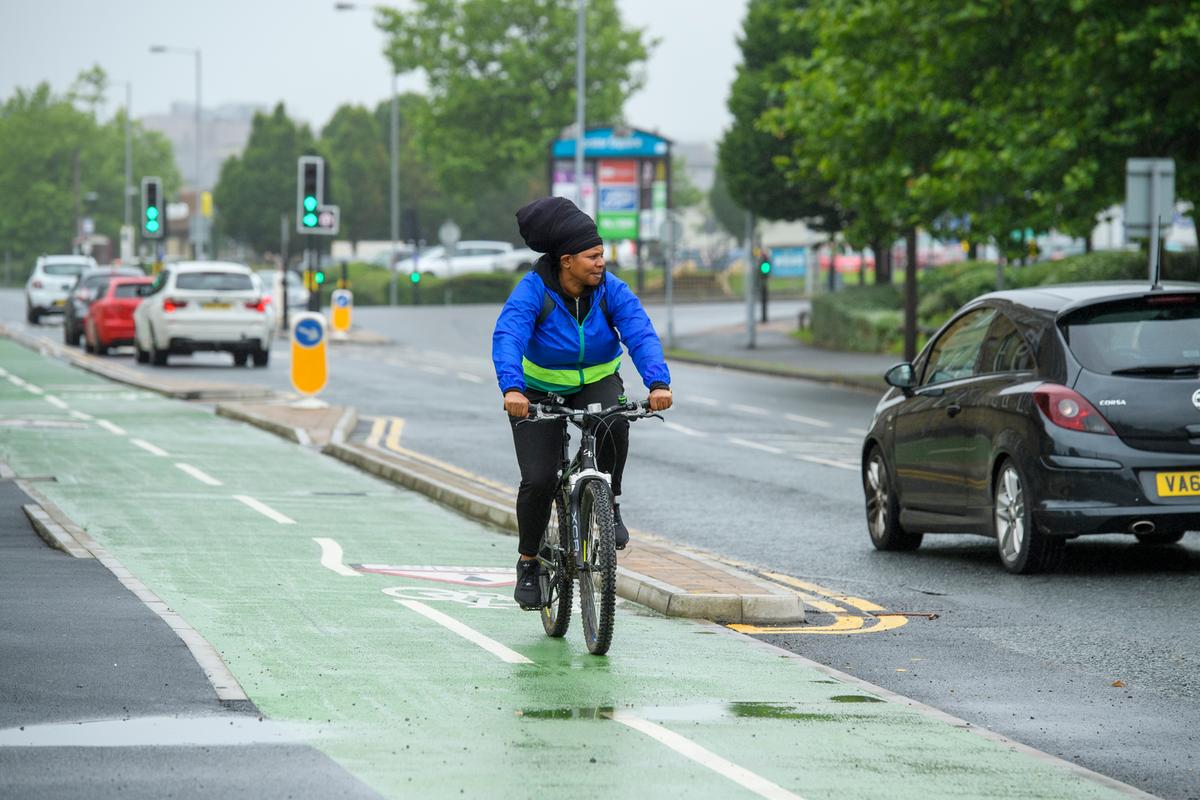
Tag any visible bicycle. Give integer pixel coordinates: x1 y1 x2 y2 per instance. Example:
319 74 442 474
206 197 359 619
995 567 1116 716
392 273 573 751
517 396 663 655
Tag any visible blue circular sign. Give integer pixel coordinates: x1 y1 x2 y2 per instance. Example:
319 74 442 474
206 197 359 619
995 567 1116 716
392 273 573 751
334 293 350 307
294 318 324 348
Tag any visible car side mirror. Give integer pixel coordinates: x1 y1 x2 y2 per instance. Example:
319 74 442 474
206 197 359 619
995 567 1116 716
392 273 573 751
884 362 916 393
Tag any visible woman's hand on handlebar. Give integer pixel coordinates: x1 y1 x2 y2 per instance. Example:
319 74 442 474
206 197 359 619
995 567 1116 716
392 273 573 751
649 387 673 412
504 390 530 418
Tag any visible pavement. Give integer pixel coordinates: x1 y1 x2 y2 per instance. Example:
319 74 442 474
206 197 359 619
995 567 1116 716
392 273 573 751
0 337 1151 799
669 316 898 392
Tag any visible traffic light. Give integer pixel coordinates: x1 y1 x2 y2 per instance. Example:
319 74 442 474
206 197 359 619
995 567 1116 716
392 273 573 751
298 157 321 230
314 269 326 286
410 270 421 284
141 176 164 239
759 253 772 276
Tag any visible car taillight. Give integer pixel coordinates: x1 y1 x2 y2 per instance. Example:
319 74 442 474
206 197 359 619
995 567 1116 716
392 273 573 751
246 297 270 312
163 298 188 313
32 280 43 289
1033 384 1115 435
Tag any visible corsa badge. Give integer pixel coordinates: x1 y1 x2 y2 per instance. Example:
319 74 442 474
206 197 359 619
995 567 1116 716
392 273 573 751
1193 389 1200 411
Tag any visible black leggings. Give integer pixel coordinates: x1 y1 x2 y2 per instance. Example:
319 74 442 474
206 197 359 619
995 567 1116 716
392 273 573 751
508 373 629 556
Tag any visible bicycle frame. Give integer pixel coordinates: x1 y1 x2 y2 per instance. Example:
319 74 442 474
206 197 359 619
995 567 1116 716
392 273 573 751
554 418 611 570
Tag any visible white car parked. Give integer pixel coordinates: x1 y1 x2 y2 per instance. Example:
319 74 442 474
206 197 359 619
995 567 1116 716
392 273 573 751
395 240 539 278
25 254 98 323
133 261 274 367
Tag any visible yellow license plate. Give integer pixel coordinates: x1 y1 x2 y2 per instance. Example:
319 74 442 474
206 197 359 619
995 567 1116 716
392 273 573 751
202 302 231 310
52 299 65 306
1156 471 1200 497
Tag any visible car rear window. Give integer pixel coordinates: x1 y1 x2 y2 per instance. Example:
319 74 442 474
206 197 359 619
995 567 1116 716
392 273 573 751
113 283 144 298
82 275 111 290
176 272 254 291
44 263 87 276
1061 295 1200 373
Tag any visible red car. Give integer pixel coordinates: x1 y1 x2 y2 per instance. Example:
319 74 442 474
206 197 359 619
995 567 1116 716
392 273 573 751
85 276 153 355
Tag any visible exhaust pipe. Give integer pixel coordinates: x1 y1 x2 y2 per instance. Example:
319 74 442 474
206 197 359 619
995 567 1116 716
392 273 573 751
1130 520 1156 535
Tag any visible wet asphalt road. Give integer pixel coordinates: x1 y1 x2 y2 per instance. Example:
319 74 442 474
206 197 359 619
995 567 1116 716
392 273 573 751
2 291 1198 799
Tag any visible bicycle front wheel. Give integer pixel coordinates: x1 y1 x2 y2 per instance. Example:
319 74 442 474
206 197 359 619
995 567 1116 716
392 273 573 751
540 492 573 637
577 479 617 655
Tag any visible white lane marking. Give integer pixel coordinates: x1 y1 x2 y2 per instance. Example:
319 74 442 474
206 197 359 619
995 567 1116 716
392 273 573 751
96 419 126 436
174 463 223 486
847 427 868 436
0 367 8 376
605 711 806 800
233 495 296 525
313 537 360 577
783 413 833 429
730 403 769 416
797 455 859 472
457 371 484 383
69 410 95 422
418 364 448 375
397 599 532 664
663 421 708 438
44 395 69 410
23 384 45 395
7 375 28 387
130 439 169 457
690 396 719 407
728 437 785 455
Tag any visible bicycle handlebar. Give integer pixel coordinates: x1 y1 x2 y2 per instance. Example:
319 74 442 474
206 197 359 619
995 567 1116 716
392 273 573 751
518 398 662 425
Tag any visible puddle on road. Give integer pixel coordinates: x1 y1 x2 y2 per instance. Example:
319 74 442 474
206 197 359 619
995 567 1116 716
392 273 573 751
518 696 885 723
0 715 305 747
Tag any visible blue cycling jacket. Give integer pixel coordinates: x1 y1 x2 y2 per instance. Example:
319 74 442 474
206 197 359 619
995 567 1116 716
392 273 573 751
492 270 671 396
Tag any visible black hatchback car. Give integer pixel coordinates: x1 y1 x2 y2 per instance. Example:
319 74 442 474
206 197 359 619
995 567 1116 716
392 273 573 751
863 281 1200 573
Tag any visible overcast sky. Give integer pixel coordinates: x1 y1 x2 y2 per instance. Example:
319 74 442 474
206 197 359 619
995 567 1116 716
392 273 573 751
0 0 748 145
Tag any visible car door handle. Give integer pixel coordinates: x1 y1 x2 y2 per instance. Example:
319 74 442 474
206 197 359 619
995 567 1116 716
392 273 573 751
946 403 962 418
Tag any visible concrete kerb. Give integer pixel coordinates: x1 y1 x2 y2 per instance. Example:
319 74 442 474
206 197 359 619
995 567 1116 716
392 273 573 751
21 503 92 558
216 403 307 445
0 322 274 401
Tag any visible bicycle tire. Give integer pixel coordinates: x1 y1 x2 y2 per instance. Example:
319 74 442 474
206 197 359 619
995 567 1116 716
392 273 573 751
577 479 617 655
540 492 573 637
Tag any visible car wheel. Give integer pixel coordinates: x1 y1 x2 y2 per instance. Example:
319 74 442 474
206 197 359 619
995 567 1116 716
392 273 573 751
135 341 149 364
994 457 1065 574
150 338 168 366
1135 530 1185 545
27 306 39 325
864 448 923 551
64 323 80 347
233 352 249 367
95 340 108 356
252 347 269 367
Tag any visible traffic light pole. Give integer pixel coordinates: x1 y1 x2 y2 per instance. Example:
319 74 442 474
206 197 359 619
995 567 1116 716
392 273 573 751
744 211 756 349
760 271 769 324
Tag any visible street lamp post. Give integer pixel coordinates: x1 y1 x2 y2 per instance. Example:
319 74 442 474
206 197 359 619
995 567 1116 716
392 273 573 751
336 2 402 305
150 45 204 258
110 80 134 262
574 0 586 210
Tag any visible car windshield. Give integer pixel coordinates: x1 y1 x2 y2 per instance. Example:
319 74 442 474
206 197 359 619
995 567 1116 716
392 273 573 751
113 283 145 298
176 272 254 291
1061 296 1200 374
44 263 88 276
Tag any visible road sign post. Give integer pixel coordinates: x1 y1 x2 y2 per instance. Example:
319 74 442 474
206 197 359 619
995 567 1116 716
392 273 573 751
1125 158 1175 288
290 312 328 397
330 289 353 333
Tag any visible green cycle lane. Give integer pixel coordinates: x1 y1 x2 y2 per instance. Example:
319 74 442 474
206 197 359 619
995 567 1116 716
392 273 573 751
0 339 1133 800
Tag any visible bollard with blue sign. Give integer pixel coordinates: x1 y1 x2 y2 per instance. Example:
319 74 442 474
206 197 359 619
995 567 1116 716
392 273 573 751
330 289 353 333
290 312 328 396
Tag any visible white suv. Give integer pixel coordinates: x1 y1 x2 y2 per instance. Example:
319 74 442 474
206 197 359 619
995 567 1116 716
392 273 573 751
395 240 538 278
25 254 98 323
133 261 274 367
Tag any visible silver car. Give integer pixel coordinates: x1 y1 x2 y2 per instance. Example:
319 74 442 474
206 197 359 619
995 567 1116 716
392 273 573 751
25 254 97 323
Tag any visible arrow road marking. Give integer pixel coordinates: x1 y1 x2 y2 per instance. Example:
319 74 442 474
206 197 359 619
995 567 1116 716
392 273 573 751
313 537 360 577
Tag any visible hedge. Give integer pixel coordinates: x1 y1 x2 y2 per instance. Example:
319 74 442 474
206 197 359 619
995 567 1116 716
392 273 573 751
814 250 1200 353
312 263 519 306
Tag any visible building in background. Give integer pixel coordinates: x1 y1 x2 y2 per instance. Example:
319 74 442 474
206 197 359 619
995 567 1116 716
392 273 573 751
141 102 262 189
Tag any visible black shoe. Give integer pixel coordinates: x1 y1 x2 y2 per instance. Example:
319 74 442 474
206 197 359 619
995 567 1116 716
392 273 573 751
613 505 629 550
514 559 542 609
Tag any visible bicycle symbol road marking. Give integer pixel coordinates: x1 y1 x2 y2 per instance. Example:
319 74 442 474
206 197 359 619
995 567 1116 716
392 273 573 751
381 586 519 610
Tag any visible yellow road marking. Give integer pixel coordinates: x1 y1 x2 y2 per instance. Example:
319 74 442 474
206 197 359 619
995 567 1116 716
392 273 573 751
730 572 911 635
365 417 387 449
361 416 517 497
763 572 887 613
385 417 405 451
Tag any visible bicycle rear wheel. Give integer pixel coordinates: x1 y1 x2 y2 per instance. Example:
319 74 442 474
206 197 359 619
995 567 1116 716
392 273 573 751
539 493 573 637
577 479 617 655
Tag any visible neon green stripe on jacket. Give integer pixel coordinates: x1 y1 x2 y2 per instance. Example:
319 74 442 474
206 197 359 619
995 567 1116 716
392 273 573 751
522 355 621 394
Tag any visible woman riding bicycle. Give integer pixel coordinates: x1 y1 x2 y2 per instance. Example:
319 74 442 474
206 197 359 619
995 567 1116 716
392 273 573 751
492 196 673 608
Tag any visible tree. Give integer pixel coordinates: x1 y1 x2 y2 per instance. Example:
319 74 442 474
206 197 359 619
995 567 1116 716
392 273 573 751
213 103 317 255
708 167 746 244
321 105 389 246
376 0 652 237
671 155 704 209
0 69 179 272
718 0 840 231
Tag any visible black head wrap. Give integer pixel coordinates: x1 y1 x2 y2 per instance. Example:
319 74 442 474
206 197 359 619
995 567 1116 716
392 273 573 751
516 196 603 260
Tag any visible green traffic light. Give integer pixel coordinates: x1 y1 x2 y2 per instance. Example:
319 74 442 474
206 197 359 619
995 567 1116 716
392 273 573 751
303 212 318 227
145 220 160 233
304 196 318 212
314 271 326 285
410 271 421 284
146 207 159 220
759 261 771 275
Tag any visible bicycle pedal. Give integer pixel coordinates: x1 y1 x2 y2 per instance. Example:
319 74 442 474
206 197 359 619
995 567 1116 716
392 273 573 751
518 602 543 612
